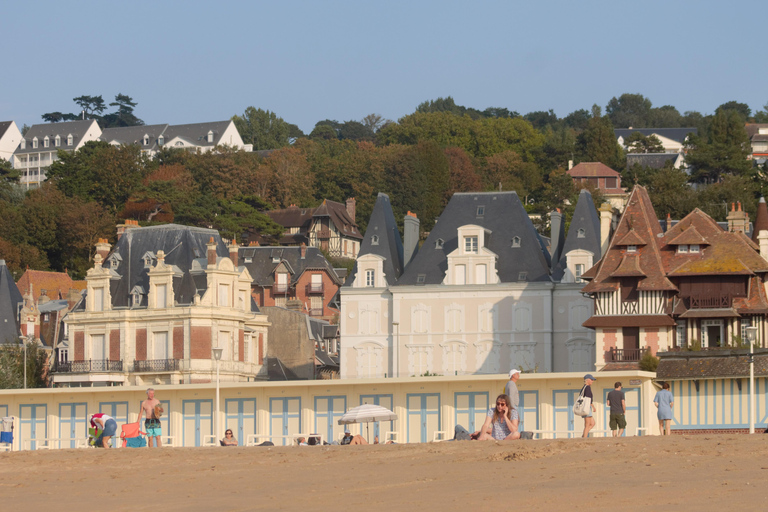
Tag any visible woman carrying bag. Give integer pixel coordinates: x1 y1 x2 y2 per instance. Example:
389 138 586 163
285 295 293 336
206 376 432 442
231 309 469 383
574 374 597 437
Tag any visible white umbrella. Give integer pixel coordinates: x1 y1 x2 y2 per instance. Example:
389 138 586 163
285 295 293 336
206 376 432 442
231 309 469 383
338 404 397 441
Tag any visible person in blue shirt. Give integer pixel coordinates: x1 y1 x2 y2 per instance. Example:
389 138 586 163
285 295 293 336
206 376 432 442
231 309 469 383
654 382 674 435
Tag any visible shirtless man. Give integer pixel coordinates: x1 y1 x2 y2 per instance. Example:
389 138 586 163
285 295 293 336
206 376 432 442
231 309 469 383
137 388 162 448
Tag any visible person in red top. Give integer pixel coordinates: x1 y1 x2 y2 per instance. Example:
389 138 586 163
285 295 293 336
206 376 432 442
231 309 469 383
90 413 117 448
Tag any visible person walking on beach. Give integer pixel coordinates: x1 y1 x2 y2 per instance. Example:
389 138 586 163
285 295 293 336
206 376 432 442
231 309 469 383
654 382 674 435
137 388 163 448
505 369 521 431
606 382 626 437
581 374 597 438
90 413 117 448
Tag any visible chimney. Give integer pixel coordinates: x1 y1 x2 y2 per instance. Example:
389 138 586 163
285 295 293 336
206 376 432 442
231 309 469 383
116 219 139 240
249 241 260 247
599 202 613 257
300 243 307 259
727 201 748 233
285 299 303 311
666 213 672 233
346 197 356 222
156 250 165 264
95 238 111 261
759 231 768 261
229 240 239 266
568 160 574 170
207 237 217 266
403 211 420 268
549 209 562 260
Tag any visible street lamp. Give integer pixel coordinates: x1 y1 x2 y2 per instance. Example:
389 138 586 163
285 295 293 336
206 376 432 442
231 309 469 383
212 347 223 442
745 326 758 434
19 335 30 389
391 322 399 378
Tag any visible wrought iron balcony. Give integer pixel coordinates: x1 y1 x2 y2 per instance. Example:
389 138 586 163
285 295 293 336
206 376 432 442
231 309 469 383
305 283 324 294
54 360 123 373
133 359 182 372
608 347 649 362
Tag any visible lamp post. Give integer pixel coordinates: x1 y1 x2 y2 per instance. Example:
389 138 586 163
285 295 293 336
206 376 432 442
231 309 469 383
392 322 399 378
745 326 758 434
19 336 30 389
212 347 223 442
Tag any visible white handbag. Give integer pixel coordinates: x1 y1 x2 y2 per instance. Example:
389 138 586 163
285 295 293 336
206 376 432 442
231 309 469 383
573 386 592 417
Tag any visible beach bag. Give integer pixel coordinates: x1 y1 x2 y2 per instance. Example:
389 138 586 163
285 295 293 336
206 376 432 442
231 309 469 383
126 436 147 448
573 385 591 417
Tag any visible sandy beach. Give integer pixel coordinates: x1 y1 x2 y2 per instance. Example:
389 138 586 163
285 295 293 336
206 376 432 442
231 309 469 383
1 435 767 511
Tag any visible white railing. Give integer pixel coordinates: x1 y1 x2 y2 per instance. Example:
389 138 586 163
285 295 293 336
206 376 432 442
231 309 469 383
528 429 615 439
23 437 90 450
432 431 449 442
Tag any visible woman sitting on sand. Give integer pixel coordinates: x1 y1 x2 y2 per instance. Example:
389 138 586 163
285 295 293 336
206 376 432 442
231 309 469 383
472 394 520 441
221 429 238 446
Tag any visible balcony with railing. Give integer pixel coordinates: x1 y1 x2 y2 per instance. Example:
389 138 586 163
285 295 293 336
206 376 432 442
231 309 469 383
608 347 649 362
133 359 182 372
306 282 324 294
54 359 123 373
684 295 732 309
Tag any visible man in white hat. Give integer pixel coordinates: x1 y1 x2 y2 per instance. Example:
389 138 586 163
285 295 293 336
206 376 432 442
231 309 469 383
505 369 521 431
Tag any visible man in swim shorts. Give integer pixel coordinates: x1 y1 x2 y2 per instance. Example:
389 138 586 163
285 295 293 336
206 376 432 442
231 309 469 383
137 388 162 447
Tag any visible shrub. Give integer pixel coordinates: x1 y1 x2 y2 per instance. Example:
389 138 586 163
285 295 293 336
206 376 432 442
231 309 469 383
639 351 659 372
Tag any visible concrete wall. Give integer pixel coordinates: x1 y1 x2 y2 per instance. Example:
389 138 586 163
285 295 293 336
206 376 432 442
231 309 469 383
263 307 315 380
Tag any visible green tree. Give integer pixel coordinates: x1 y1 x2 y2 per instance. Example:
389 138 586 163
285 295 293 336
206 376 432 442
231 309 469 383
41 112 78 123
524 109 559 130
606 93 653 128
73 95 107 118
648 105 683 128
0 341 48 389
684 110 752 183
625 133 665 153
646 166 699 219
697 175 759 221
577 115 625 170
101 94 144 128
716 101 751 122
338 121 374 141
232 107 292 150
415 96 483 119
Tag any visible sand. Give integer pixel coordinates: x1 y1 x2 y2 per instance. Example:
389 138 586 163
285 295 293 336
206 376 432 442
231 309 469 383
1 435 767 511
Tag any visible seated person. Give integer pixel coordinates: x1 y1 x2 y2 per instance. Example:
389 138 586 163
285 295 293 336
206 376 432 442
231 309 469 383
297 437 309 446
221 429 238 446
471 394 520 441
307 434 321 446
340 430 354 445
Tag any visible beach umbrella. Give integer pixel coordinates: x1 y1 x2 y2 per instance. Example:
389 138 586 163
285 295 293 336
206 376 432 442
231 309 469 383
338 404 397 441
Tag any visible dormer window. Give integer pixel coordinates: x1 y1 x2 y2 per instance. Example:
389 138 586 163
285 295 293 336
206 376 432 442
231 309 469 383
677 245 688 254
43 136 49 148
32 137 38 149
575 264 585 282
578 228 585 238
55 135 60 147
106 253 122 270
476 206 485 217
20 139 25 149
371 235 379 245
143 135 149 145
131 286 145 307
518 272 528 281
207 130 214 143
365 269 375 287
158 135 164 146
627 245 637 253
67 134 73 146
512 236 521 248
689 244 700 253
464 236 478 254
416 274 426 284
435 238 444 249
143 251 155 268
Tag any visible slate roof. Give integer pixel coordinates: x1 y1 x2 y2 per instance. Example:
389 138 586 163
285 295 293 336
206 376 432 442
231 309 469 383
16 269 84 299
582 186 675 293
398 191 552 285
238 246 341 287
614 128 697 144
551 190 602 281
265 357 301 380
626 153 680 169
0 260 23 344
745 124 768 138
100 124 169 152
0 121 13 139
15 120 99 155
347 193 404 287
656 349 768 380
163 121 233 148
98 224 234 309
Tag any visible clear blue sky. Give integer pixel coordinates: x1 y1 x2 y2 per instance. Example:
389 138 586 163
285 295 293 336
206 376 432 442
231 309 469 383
2 1 763 134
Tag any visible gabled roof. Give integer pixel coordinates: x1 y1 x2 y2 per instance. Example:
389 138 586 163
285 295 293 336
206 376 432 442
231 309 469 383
238 246 341 287
313 200 362 239
15 120 100 155
162 121 233 149
614 127 697 144
0 260 23 344
104 224 236 309
100 124 169 152
0 121 13 139
347 193 404 287
551 190 602 281
16 269 84 300
615 230 647 246
265 205 314 230
666 225 708 246
398 191 552 285
567 162 620 178
582 185 676 293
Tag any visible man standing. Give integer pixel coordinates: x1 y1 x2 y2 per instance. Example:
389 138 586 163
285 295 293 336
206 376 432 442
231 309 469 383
504 369 521 431
137 388 162 448
606 381 627 437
